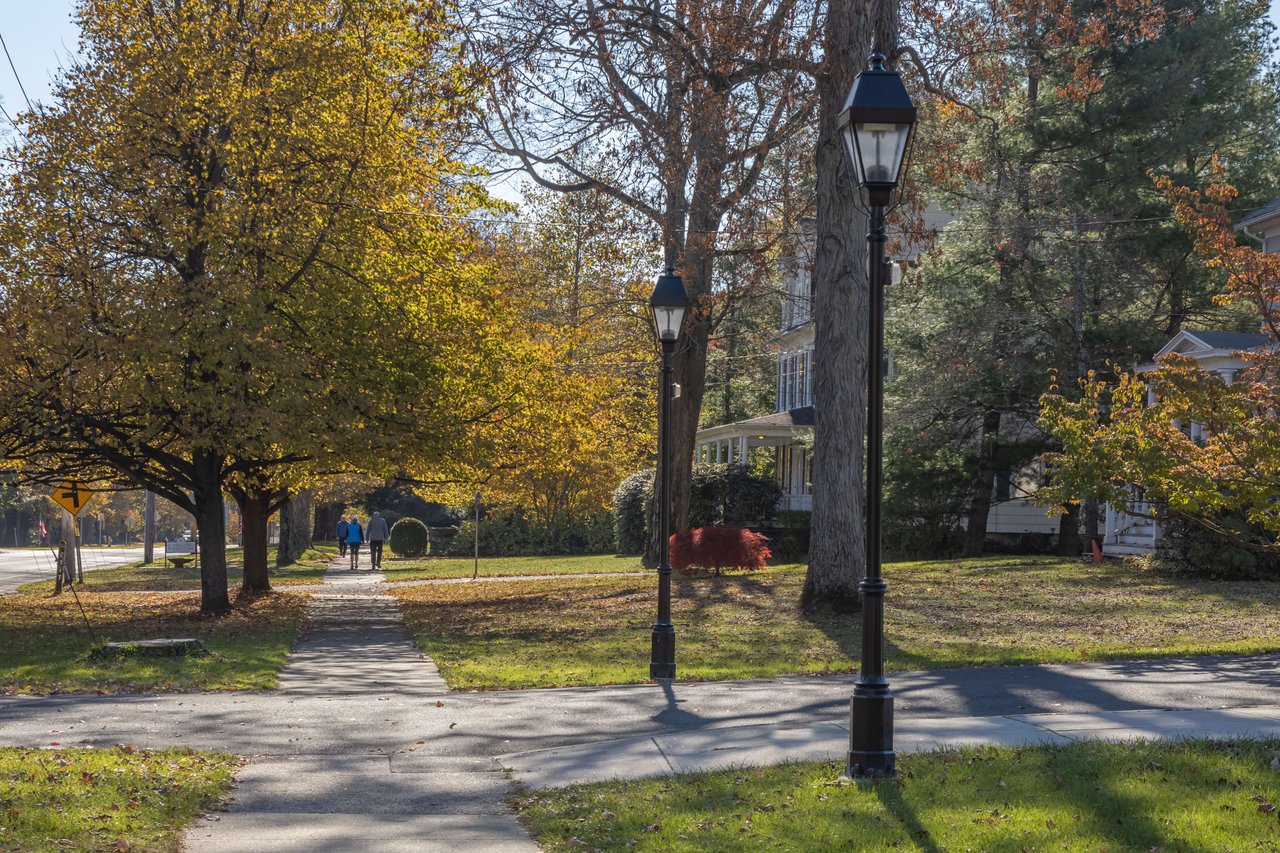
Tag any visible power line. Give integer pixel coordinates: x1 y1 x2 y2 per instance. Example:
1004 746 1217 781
0 30 33 113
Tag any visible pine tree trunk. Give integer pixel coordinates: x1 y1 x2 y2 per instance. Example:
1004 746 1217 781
277 489 312 566
803 0 872 611
1083 498 1100 549
193 450 231 615
962 411 1002 557
1056 503 1081 557
238 492 272 594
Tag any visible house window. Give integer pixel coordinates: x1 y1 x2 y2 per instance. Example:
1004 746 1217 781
802 350 813 407
994 471 1011 502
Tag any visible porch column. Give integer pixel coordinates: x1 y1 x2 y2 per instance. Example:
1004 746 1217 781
1104 503 1116 544
739 436 749 466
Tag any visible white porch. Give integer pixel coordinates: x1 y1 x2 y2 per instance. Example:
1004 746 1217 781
1103 490 1161 556
695 407 815 512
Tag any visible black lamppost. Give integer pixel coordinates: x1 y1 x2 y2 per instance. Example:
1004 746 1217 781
649 266 690 681
837 51 917 778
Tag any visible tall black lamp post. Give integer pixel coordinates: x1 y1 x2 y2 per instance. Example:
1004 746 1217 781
649 266 690 681
650 266 691 676
836 52 917 778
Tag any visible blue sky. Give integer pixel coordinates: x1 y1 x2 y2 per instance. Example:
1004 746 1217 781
2 1 1280 135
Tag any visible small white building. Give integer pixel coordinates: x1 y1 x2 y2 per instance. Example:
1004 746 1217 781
1101 197 1280 555
1101 329 1270 555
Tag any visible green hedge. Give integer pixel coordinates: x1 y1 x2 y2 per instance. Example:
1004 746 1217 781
447 510 616 557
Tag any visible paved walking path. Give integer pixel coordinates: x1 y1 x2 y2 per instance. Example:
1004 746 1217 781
184 562 535 853
5 559 1280 847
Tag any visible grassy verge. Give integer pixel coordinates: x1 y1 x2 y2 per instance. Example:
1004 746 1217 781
18 544 337 593
393 556 1280 689
379 553 644 582
1 590 309 694
0 746 236 852
516 739 1280 851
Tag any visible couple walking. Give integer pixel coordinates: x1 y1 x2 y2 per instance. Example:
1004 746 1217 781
336 511 389 570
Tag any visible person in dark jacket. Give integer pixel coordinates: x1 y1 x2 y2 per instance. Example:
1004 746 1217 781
336 517 350 558
366 511 389 570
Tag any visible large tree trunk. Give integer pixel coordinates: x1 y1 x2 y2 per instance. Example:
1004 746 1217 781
237 491 272 593
192 450 231 615
962 411 1002 557
143 490 155 563
803 0 873 611
313 501 344 541
277 489 312 566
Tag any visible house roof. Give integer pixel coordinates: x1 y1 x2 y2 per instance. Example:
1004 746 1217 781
1140 329 1270 371
1183 331 1270 351
1236 198 1280 231
695 406 815 442
732 406 815 429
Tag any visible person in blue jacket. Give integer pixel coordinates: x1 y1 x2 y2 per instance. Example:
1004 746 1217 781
345 516 365 570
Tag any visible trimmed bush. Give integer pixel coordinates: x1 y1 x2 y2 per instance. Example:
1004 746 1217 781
613 469 654 555
389 517 430 558
669 525 771 576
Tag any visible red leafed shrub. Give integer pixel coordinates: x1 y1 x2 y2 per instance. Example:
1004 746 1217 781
669 526 771 576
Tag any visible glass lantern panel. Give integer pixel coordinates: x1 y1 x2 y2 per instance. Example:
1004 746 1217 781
652 305 686 342
854 122 910 185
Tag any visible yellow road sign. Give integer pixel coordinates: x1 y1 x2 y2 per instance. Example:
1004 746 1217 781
49 480 95 517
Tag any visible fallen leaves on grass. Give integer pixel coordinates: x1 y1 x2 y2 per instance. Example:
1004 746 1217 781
1 591 309 695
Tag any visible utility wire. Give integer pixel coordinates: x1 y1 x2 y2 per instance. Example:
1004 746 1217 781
0 30 33 112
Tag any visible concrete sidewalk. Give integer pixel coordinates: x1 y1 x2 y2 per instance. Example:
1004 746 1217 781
500 702 1280 790
183 560 535 853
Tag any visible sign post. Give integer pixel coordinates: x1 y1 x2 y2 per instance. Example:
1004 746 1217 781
49 481 95 584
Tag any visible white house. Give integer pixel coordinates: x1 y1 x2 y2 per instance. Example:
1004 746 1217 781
1101 198 1280 556
1101 328 1271 555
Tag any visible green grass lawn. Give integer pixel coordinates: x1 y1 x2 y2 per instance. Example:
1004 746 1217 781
515 739 1280 852
1 590 309 694
0 746 236 852
18 544 337 593
393 556 1280 689
379 553 645 582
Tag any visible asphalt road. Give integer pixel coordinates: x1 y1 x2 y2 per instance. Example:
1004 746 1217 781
0 546 146 593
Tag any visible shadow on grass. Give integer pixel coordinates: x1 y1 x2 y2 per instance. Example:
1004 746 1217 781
872 778 941 853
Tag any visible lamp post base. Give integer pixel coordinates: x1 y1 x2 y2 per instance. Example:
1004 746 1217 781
847 689 895 778
650 624 675 681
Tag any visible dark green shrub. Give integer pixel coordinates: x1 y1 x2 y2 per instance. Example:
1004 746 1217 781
613 469 654 555
616 464 780 554
389 518 430 557
774 510 812 530
883 431 969 559
1151 514 1280 579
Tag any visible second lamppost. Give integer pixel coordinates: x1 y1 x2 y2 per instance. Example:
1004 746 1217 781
836 51 917 778
649 266 690 681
